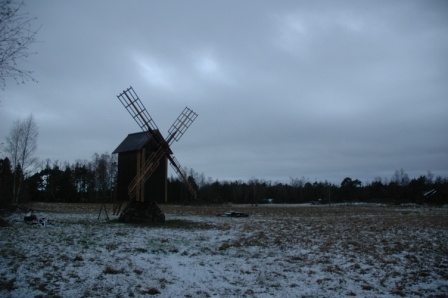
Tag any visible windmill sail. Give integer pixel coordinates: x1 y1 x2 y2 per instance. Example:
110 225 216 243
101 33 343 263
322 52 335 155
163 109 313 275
117 87 198 201
117 87 159 134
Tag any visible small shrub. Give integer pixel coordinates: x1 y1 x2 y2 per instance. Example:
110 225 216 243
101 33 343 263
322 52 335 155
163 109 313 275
103 265 124 274
143 287 160 295
245 288 255 294
219 242 231 251
362 284 373 291
195 290 211 297
289 255 303 261
134 247 147 253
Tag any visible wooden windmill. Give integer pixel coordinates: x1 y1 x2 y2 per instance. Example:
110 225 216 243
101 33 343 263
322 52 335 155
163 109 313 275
112 86 198 222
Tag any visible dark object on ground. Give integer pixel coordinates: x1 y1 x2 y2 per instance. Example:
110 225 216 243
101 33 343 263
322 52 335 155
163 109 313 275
217 211 249 217
24 212 38 223
24 212 54 226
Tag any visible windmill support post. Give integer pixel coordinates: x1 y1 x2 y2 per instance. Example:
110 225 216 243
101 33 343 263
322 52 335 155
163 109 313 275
97 196 110 220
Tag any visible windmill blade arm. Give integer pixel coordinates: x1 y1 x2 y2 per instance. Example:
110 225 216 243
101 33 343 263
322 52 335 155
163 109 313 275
117 87 159 133
167 107 198 145
168 154 197 199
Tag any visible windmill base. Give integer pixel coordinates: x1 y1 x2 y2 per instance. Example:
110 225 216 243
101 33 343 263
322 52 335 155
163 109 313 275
118 201 165 223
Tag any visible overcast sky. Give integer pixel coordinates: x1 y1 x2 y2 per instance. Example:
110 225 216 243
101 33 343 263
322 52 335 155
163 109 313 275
1 1 447 184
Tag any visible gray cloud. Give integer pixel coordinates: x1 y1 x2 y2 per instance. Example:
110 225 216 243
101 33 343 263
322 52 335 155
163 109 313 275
0 0 447 184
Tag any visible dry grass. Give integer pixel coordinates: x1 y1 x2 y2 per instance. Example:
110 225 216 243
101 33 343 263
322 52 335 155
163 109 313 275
27 202 103 213
166 203 448 296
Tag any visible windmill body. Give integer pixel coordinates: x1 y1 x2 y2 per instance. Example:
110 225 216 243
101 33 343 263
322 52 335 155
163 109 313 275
112 87 198 222
113 131 169 202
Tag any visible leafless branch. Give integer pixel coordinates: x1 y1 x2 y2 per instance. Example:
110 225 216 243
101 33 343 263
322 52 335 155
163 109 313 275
0 0 40 89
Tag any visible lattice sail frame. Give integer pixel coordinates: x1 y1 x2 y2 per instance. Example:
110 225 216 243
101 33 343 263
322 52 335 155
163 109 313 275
167 107 198 144
117 87 159 133
117 86 198 202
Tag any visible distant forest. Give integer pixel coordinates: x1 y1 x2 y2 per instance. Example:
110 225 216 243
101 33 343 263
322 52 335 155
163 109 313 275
1 153 447 207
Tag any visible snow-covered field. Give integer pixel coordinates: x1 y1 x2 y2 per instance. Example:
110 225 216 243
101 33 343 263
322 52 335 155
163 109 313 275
1 203 447 297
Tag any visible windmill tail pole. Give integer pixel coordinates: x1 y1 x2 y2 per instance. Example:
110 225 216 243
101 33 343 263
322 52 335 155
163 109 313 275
168 155 197 199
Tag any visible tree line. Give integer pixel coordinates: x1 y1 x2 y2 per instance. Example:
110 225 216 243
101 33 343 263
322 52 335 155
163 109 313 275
185 171 447 205
1 115 446 207
1 154 447 207
0 152 118 206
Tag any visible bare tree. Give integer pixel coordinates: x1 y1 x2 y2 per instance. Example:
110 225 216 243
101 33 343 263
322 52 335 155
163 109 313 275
92 152 117 199
0 0 39 89
5 113 38 204
392 168 410 186
185 167 206 188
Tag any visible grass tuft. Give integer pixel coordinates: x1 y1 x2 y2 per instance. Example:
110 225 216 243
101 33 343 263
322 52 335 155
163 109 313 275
143 287 160 295
103 265 124 275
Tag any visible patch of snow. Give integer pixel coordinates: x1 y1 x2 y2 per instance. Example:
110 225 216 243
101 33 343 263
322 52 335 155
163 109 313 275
0 206 447 297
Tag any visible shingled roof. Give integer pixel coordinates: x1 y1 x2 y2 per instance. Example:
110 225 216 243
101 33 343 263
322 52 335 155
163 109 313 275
113 131 151 154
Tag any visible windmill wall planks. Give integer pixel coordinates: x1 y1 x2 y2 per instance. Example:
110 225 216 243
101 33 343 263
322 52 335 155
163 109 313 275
113 132 168 204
